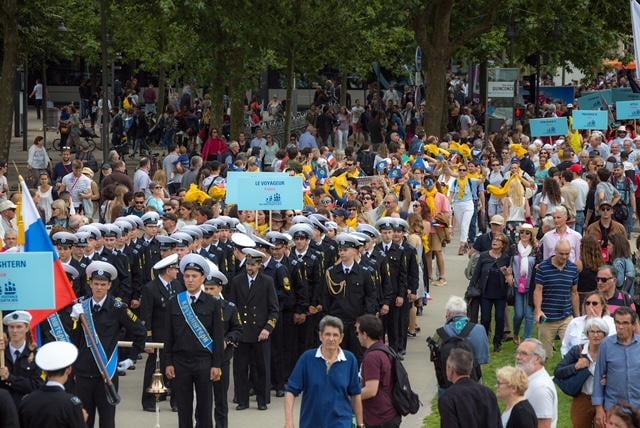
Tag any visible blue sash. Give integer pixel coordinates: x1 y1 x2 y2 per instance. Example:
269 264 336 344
177 291 213 353
47 313 70 342
81 299 119 379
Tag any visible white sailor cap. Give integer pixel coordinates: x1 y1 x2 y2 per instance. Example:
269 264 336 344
153 254 179 271
170 232 193 247
141 212 160 226
351 232 371 245
231 232 256 249
206 269 228 286
63 263 80 280
356 224 380 238
74 232 90 247
35 341 78 371
156 235 180 250
200 224 217 237
392 218 409 232
375 217 396 230
227 218 240 230
86 260 118 281
325 221 339 231
126 215 144 229
3 310 32 325
114 220 133 234
102 224 122 238
215 216 232 229
235 223 249 234
182 225 203 240
52 231 78 247
265 231 290 246
205 260 219 274
179 253 211 276
204 219 220 230
78 225 102 240
335 233 360 249
292 215 312 225
242 247 266 263
309 214 330 225
288 223 314 239
93 223 110 236
251 234 274 249
309 217 327 233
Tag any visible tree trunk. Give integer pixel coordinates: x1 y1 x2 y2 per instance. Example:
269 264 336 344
157 30 167 116
422 49 449 138
340 74 348 107
227 52 245 141
283 45 295 145
0 0 19 161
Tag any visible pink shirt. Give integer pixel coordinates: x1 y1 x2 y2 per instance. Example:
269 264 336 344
541 227 582 263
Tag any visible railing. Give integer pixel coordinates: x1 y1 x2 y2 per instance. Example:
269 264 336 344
244 112 309 146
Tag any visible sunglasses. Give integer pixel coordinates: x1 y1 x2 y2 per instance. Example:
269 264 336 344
363 196 372 200
596 277 612 282
585 300 601 306
520 230 532 235
346 163 355 167
492 163 500 167
321 199 332 205
458 169 467 172
286 214 294 217
600 207 612 212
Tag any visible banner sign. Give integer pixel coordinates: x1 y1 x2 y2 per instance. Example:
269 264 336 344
0 252 54 310
612 87 640 103
539 86 575 105
616 100 640 120
488 82 515 98
577 90 611 111
529 117 569 137
226 172 303 210
572 110 608 130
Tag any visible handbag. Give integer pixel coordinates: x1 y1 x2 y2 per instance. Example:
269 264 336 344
506 285 515 306
613 203 629 223
553 367 591 397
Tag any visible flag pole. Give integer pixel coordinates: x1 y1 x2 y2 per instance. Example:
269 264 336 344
13 164 25 248
0 310 4 367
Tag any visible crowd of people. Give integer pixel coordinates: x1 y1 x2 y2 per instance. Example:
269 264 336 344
3 68 640 428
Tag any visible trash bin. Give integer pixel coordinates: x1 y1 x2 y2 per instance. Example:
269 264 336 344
47 107 59 129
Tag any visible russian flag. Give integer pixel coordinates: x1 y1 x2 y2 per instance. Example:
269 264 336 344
18 177 76 330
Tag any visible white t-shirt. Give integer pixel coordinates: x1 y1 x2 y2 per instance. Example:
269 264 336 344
570 178 589 211
525 368 558 428
61 173 91 206
32 83 43 100
351 106 364 124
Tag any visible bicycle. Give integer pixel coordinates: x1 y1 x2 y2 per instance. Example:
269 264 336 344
51 125 98 153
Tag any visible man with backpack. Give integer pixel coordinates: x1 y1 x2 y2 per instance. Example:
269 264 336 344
428 296 490 392
356 314 402 428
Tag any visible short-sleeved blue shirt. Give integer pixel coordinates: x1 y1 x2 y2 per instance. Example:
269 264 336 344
536 258 578 321
286 347 362 428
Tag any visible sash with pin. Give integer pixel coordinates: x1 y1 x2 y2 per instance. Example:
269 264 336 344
81 299 119 379
177 291 214 353
47 313 70 342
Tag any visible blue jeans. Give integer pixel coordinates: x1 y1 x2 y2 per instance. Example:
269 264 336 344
626 205 635 238
480 297 506 347
574 210 585 235
513 290 534 339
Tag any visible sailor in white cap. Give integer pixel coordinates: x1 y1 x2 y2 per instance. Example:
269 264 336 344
165 252 224 428
139 253 184 412
288 223 323 350
171 232 194 260
17 342 85 428
202 265 242 427
227 245 279 411
0 311 42 405
198 225 220 266
69 260 146 428
97 224 134 305
324 234 377 360
391 218 419 357
140 211 163 285
230 232 256 275
213 217 236 281
308 216 338 267
204 221 231 279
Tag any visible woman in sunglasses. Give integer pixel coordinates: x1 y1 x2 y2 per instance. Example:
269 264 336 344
449 163 483 255
559 291 615 357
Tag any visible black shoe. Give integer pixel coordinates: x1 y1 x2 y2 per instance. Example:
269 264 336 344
249 388 255 396
407 331 417 337
275 390 285 397
494 344 502 352
397 354 405 361
236 404 249 411
232 397 238 404
258 405 268 411
171 406 178 412
143 406 155 412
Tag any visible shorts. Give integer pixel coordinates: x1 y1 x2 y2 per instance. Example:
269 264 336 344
430 230 443 251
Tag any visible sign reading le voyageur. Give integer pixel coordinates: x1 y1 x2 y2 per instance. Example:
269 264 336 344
0 252 55 310
225 172 304 210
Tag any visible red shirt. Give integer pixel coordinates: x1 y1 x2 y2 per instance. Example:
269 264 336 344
361 342 398 425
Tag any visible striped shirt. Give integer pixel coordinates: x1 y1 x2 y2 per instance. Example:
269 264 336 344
536 258 578 321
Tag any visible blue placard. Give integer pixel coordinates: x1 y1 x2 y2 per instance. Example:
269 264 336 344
0 252 55 310
616 100 640 120
612 88 640 103
572 110 608 130
529 117 569 137
577 89 612 111
226 172 303 210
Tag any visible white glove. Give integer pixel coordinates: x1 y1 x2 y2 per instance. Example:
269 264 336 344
70 303 84 320
118 358 134 371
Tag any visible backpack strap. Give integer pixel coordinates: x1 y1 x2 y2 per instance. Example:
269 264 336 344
458 321 475 338
436 326 450 341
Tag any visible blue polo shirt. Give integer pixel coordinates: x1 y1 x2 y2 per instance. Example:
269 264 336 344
286 347 361 428
535 258 578 321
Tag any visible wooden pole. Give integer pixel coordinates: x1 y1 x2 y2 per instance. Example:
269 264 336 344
255 210 258 233
269 210 272 232
0 310 4 368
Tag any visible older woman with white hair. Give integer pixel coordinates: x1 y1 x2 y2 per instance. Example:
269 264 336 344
560 291 616 357
554 317 609 428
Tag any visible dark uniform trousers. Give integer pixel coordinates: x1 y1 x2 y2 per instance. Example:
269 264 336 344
71 295 146 428
140 277 184 409
375 243 407 353
227 272 279 408
270 310 295 389
165 292 224 428
399 242 419 352
212 298 242 428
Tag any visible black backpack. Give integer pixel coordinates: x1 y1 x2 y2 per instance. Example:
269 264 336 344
428 322 482 388
373 346 421 416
